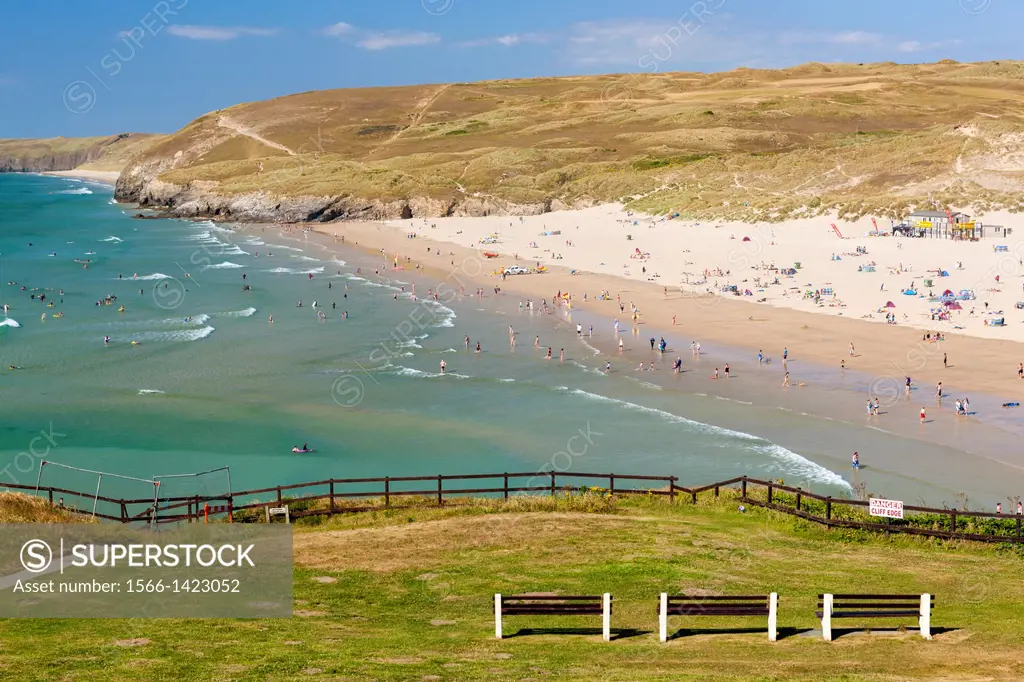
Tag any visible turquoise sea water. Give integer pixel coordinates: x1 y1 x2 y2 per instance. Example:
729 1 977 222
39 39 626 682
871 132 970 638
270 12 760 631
2 174 1022 510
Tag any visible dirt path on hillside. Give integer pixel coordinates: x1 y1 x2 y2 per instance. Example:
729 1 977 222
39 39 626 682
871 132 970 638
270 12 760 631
217 116 297 156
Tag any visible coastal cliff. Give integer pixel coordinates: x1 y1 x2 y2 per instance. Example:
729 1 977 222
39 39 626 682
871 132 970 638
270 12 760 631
0 133 165 175
115 60 1024 224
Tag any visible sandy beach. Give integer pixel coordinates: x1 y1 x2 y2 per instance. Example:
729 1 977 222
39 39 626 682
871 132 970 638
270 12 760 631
40 169 119 185
312 206 1024 407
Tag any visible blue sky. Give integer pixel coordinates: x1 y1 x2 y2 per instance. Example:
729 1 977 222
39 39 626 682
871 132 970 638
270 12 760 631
0 0 1017 138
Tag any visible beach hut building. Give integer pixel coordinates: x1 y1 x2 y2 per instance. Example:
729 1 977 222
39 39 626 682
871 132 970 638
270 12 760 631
905 210 983 239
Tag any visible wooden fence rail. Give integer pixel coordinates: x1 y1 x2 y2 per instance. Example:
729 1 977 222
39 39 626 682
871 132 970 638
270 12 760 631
7 472 1024 544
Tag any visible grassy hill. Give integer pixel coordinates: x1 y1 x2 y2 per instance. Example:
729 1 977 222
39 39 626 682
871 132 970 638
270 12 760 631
118 60 1024 222
3 491 1023 680
0 133 164 174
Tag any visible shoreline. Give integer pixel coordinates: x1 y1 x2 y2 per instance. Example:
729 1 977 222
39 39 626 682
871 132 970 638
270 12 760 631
295 223 1024 505
311 218 1024 404
38 169 119 186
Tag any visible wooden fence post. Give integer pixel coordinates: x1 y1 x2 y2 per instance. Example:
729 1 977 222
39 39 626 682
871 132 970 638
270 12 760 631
48 489 53 505
714 485 719 498
437 475 443 506
691 488 697 504
741 478 747 499
550 471 556 497
1016 515 1021 539
329 479 335 515
609 473 615 495
767 484 773 505
669 477 677 502
384 477 390 506
950 510 957 533
795 488 802 511
825 497 832 525
276 486 282 504
227 496 233 524
503 473 509 500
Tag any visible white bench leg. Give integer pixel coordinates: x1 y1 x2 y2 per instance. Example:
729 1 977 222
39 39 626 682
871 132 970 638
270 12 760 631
494 594 502 639
768 592 778 642
822 594 833 642
602 593 611 642
919 593 932 640
659 593 668 643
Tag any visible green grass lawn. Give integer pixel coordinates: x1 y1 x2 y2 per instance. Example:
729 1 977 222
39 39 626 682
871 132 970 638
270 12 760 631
2 492 1023 681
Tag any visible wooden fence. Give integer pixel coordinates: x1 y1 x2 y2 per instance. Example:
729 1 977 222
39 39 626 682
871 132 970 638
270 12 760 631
6 472 1024 544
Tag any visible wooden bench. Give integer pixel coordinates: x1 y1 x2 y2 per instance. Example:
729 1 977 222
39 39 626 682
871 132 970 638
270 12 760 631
817 593 933 641
658 593 778 642
494 593 611 640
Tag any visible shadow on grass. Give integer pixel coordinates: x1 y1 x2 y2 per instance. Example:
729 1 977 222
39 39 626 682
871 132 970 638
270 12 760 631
667 626 808 641
508 627 649 640
829 626 957 640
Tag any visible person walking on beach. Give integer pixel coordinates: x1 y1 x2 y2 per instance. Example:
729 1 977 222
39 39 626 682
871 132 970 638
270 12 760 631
849 342 856 357
943 353 948 368
577 323 582 337
866 399 873 416
1018 362 1023 379
873 398 880 415
546 347 552 360
465 335 471 349
560 349 564 362
851 451 860 470
618 338 624 353
535 336 540 348
936 382 943 399
724 363 730 378
920 406 927 423
781 371 790 387
782 347 788 366
476 341 481 353
440 360 446 374
758 350 764 365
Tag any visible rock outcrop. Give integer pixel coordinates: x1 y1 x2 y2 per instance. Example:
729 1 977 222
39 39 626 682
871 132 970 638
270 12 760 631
114 168 590 223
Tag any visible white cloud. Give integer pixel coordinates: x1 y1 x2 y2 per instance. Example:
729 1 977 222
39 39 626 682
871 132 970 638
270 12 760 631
565 19 745 68
458 33 550 48
167 25 279 41
897 39 962 53
829 30 882 45
320 22 440 50
356 30 441 51
780 30 882 45
322 22 354 37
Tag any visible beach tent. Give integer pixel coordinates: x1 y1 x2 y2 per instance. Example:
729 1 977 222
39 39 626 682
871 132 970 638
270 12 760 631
742 236 751 242
940 270 949 277
885 301 895 308
943 289 954 296
945 301 963 310
903 289 918 296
